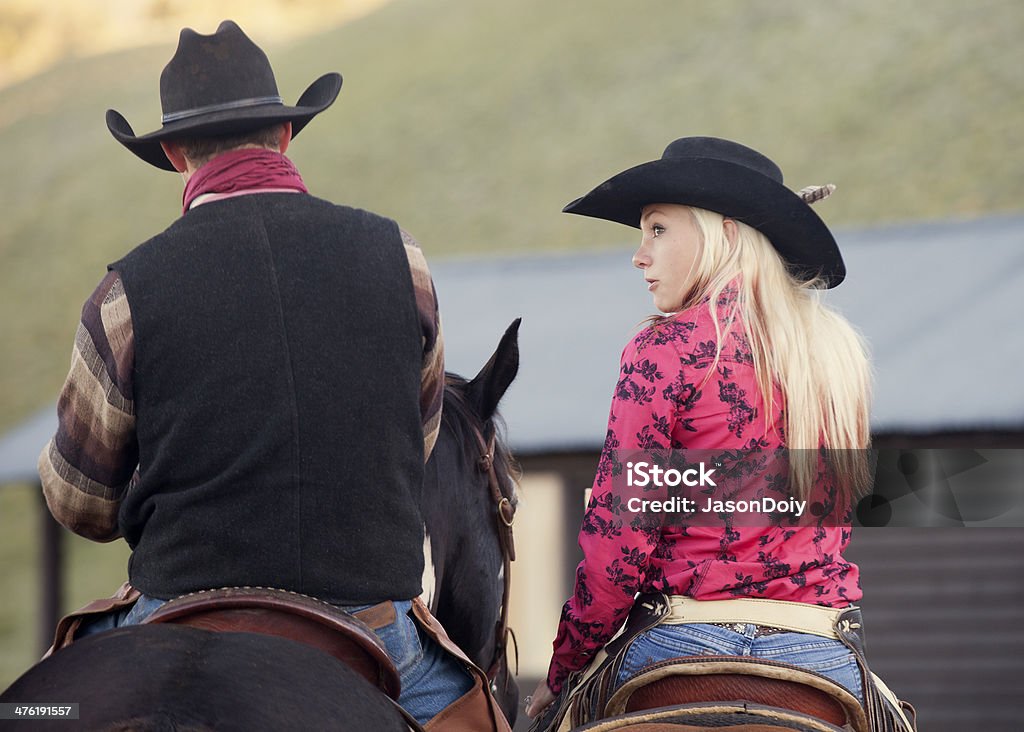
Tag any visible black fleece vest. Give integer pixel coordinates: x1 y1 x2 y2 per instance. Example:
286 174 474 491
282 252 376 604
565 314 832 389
113 193 425 604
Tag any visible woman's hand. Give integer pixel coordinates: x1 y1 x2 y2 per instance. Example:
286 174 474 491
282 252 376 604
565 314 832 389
524 678 557 719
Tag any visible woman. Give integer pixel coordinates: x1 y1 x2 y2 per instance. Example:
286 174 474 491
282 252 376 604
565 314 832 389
526 137 912 730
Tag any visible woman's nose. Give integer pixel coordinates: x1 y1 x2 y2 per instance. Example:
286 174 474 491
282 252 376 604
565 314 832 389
632 243 650 269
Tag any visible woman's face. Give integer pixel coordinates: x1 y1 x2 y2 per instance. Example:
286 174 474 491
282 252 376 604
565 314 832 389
633 203 703 313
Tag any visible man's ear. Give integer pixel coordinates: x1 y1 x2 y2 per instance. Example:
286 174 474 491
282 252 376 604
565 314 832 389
277 122 293 154
160 141 189 174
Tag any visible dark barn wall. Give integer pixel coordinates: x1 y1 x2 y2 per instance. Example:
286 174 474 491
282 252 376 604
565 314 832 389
845 528 1024 731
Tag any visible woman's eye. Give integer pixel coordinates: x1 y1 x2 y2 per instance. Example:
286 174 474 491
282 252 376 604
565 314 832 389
652 224 665 237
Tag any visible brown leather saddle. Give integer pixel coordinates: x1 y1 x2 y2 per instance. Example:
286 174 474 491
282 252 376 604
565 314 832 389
546 656 867 732
50 586 512 731
599 656 867 731
141 586 401 701
533 594 872 732
566 701 851 731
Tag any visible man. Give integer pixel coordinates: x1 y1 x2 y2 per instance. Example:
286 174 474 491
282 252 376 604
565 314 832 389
39 20 502 728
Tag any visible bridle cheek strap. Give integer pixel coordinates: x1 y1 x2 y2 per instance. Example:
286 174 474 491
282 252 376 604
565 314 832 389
474 429 518 686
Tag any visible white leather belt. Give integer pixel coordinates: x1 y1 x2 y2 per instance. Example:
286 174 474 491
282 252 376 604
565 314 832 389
664 596 851 640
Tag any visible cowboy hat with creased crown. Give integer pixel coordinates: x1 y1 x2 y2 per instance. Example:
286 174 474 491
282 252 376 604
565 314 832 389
106 20 342 171
563 136 846 288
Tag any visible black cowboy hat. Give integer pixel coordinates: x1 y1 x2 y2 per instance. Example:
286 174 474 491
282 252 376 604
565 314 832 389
563 136 845 288
106 20 342 171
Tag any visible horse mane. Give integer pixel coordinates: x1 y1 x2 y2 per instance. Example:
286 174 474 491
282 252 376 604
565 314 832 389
442 372 519 506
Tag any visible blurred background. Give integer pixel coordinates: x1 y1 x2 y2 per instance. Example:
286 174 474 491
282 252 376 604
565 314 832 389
1 1 1022 729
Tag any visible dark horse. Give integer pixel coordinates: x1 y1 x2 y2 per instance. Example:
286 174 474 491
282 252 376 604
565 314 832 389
1 320 522 731
422 320 522 722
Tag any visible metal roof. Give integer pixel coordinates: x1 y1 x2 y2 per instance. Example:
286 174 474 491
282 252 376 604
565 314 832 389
0 407 54 485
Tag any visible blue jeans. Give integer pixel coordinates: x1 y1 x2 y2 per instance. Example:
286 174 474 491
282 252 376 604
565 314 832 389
77 595 472 725
75 593 167 632
341 600 473 725
615 623 863 703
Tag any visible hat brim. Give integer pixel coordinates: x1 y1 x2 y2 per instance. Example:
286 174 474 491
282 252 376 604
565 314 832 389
563 156 845 288
106 72 343 171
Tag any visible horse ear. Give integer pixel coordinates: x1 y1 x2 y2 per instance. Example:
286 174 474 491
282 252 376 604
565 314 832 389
466 318 521 421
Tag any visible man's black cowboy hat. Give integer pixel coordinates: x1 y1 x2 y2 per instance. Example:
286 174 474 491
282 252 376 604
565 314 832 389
106 20 342 171
563 136 845 288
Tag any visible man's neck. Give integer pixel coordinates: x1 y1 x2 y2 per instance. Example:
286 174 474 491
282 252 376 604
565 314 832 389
181 144 280 184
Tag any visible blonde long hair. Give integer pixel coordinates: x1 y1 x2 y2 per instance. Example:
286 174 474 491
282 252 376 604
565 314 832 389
666 206 872 501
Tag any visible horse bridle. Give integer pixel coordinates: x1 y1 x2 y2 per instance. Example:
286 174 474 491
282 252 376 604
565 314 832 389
471 425 518 690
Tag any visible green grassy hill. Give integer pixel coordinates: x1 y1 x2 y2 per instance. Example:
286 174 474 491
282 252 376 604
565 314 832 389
1 0 1022 430
0 0 1021 688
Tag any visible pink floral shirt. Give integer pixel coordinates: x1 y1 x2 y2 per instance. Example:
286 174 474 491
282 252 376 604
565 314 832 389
546 295 861 693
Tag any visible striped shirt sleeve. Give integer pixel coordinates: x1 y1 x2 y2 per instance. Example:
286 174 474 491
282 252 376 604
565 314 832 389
401 228 445 461
38 270 138 542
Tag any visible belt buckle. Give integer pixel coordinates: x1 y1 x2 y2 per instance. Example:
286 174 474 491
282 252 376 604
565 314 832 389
708 622 786 638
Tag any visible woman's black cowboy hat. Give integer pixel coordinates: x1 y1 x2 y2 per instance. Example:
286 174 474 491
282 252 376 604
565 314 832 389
106 20 342 171
563 136 845 288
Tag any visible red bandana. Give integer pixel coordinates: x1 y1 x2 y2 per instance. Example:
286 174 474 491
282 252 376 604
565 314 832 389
182 148 307 213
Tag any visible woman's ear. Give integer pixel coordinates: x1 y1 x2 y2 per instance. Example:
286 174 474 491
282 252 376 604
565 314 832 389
722 218 739 247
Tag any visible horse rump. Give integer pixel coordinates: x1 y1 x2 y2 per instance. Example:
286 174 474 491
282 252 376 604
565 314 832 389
0 624 409 731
